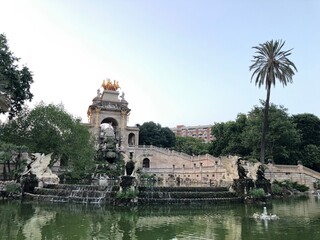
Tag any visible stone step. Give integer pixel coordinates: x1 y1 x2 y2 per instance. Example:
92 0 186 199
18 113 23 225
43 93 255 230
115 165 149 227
138 197 243 204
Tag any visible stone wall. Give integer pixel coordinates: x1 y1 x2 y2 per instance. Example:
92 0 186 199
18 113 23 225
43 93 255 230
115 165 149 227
265 163 320 189
131 146 320 189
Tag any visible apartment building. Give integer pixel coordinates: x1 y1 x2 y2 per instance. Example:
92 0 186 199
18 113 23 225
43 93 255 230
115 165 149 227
171 125 213 143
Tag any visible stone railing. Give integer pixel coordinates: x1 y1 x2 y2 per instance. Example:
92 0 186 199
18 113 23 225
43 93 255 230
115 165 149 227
266 164 320 178
135 145 217 162
301 166 320 180
265 163 320 188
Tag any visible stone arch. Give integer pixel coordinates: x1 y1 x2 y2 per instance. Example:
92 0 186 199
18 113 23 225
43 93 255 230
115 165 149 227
128 133 135 146
142 158 150 168
101 117 118 128
101 117 118 136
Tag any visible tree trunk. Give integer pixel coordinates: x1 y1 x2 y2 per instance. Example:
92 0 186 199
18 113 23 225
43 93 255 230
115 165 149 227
3 163 7 181
260 82 271 163
7 160 11 180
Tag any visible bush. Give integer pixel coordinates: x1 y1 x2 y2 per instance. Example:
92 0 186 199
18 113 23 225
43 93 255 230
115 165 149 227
116 189 138 199
291 182 309 192
4 182 21 194
249 188 265 198
273 180 309 193
271 184 282 195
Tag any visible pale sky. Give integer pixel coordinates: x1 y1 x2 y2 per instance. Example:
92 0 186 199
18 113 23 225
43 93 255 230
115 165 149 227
0 0 319 128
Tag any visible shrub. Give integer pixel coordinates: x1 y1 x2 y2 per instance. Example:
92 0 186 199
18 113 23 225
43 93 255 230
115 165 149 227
249 188 265 198
4 182 21 194
271 184 282 195
116 189 138 199
279 180 309 192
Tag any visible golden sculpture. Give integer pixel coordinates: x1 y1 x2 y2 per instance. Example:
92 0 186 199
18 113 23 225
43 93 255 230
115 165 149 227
102 79 120 91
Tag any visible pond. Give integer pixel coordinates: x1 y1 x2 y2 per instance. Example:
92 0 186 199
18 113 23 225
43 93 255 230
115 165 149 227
1 196 320 240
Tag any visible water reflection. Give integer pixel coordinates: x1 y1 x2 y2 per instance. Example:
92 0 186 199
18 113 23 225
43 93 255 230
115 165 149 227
1 197 320 240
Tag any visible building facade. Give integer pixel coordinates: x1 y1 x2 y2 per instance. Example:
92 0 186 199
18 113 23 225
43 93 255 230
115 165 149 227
171 125 213 143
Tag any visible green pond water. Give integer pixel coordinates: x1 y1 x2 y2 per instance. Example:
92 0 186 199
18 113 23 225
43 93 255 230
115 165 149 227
1 196 320 240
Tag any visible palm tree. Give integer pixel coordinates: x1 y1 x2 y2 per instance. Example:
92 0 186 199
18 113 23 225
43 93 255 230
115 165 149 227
250 40 297 163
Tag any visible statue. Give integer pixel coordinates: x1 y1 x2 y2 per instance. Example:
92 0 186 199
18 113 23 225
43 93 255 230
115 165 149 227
237 158 247 179
256 164 266 181
102 79 120 91
96 123 118 164
120 91 125 101
232 157 254 195
255 164 271 193
22 153 59 187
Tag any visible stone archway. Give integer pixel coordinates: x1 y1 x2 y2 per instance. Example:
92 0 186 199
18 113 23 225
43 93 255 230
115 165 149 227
128 133 135 146
101 117 118 136
142 158 150 168
101 117 118 128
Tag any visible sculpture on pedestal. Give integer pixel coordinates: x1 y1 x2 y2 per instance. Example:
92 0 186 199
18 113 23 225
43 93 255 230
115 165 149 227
22 153 59 190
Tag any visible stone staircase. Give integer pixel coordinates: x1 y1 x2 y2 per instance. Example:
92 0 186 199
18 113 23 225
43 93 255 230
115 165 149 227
138 186 242 204
24 184 118 204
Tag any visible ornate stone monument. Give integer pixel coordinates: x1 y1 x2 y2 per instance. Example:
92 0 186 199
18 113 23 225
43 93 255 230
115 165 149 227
88 79 140 187
22 153 59 188
87 79 139 155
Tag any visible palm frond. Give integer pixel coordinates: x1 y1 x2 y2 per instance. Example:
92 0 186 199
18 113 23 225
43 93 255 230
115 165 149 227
249 39 297 89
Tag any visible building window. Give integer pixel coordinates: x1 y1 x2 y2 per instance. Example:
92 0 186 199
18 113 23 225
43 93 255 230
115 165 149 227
128 133 135 146
142 158 150 168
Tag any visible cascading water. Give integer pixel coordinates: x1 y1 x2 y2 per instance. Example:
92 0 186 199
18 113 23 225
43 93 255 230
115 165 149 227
29 182 116 204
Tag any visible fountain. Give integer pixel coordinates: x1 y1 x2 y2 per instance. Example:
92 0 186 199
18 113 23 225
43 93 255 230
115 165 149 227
253 206 279 220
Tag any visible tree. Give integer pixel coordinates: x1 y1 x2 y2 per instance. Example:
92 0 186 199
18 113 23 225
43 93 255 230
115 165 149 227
209 114 250 157
138 121 176 148
250 40 297 163
291 113 320 168
174 136 209 156
242 103 301 164
0 33 33 119
0 103 96 178
0 141 28 180
291 113 320 147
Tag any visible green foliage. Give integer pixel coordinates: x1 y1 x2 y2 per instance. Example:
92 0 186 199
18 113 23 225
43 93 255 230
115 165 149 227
274 180 309 193
208 101 320 167
0 141 28 180
138 121 176 148
116 189 139 199
249 188 265 198
300 144 320 167
210 113 250 157
93 160 125 179
291 113 320 147
4 182 20 194
271 183 283 195
139 172 155 180
291 114 320 168
0 103 96 178
242 103 301 164
0 33 34 119
174 136 209 155
209 103 301 165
